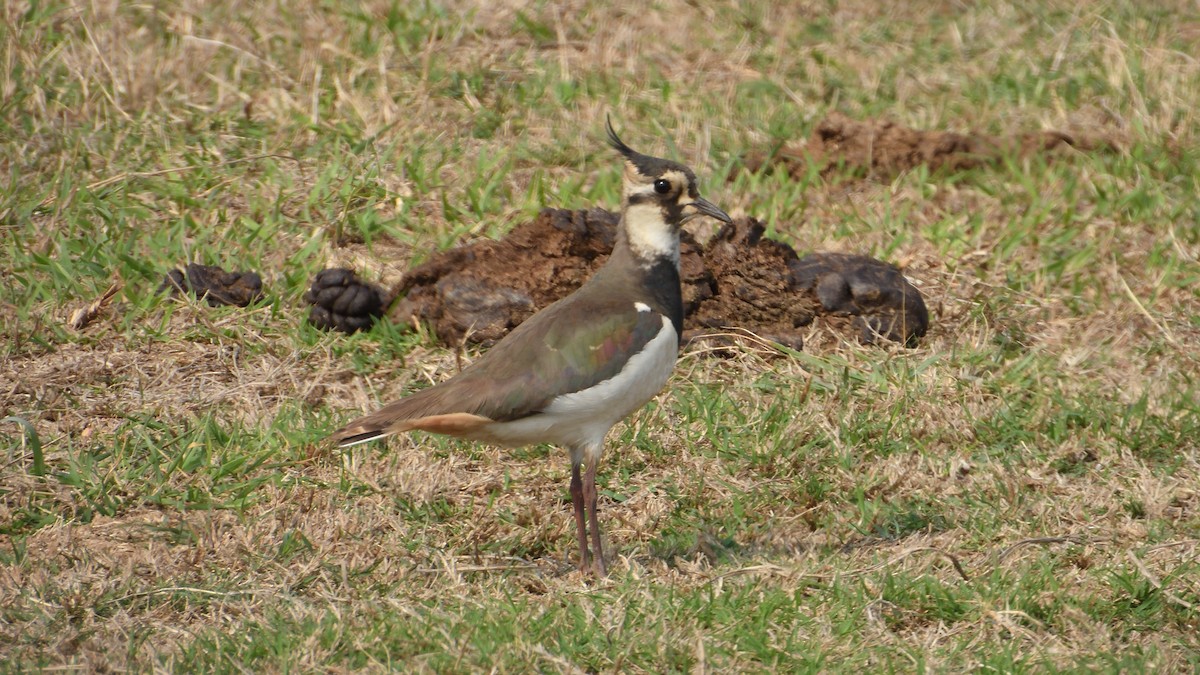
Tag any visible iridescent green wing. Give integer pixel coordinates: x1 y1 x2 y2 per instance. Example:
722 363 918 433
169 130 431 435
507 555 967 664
455 298 670 421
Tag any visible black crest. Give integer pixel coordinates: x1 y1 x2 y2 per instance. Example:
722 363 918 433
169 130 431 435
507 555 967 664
605 115 680 179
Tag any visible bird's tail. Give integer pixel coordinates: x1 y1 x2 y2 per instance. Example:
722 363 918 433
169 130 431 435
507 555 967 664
330 409 494 448
332 425 394 448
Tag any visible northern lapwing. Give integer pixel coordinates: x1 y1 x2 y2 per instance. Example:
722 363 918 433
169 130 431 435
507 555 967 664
331 119 733 576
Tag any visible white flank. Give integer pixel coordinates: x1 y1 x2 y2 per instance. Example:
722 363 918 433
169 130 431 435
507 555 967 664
477 315 678 461
622 202 680 267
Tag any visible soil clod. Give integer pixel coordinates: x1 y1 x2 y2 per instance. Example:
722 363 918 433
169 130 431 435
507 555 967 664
791 252 928 346
304 268 386 333
158 263 264 307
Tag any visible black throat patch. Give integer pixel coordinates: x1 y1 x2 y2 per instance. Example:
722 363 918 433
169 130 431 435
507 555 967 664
639 256 684 342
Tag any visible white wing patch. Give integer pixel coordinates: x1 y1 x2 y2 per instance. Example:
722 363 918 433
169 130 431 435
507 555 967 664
635 302 651 312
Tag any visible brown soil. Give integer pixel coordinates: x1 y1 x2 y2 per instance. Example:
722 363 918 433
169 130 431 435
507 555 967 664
743 112 1123 178
389 208 617 346
385 208 927 351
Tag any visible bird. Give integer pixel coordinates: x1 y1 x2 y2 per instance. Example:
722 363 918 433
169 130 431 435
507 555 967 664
330 118 733 576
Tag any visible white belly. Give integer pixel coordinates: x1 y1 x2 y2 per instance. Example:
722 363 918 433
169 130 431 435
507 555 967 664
478 315 678 456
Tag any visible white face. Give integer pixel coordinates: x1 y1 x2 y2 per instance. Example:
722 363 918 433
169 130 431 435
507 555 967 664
620 166 693 266
623 201 681 266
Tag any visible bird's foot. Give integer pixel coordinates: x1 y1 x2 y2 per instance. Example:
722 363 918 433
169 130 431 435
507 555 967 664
575 552 607 577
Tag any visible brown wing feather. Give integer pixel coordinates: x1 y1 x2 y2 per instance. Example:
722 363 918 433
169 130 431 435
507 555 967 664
331 385 496 446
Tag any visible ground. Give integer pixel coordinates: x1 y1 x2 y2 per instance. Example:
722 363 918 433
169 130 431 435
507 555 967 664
2 0 1199 672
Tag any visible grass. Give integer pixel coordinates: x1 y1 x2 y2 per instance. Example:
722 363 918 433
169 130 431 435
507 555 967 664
3 0 1200 671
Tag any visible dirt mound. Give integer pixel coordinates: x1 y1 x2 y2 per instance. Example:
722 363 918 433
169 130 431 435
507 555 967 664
683 217 817 351
743 112 1121 178
384 208 927 350
389 208 618 346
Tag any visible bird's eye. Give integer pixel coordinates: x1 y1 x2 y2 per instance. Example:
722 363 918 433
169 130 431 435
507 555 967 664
654 179 671 194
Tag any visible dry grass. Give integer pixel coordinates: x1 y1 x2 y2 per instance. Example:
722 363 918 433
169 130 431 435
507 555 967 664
3 0 1200 671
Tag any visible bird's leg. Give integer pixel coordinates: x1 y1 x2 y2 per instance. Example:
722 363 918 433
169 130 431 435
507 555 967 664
583 459 607 577
570 462 591 572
